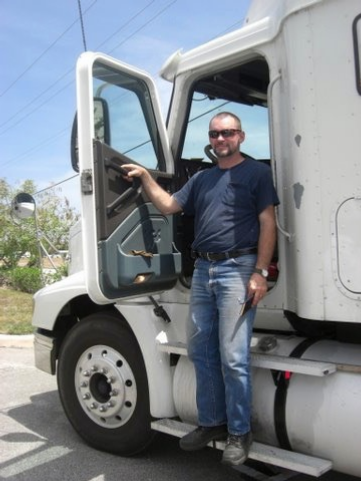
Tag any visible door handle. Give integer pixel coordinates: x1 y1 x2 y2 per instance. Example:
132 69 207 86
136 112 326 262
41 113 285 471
104 157 141 215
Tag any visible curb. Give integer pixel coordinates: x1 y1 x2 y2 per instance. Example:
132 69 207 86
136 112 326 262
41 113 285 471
0 334 34 348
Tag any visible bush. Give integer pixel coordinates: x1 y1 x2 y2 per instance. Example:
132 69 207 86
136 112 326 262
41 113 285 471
0 267 10 287
8 267 43 294
47 262 68 283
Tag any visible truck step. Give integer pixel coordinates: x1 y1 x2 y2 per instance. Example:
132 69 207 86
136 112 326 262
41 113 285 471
251 353 336 377
157 342 336 377
151 419 333 477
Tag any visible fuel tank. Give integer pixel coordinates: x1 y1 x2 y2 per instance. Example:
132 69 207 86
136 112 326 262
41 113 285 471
172 334 361 477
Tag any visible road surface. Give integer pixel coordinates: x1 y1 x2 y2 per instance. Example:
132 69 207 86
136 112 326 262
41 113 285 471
0 338 359 481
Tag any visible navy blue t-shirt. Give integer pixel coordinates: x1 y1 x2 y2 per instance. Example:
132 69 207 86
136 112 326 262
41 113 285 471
173 159 279 252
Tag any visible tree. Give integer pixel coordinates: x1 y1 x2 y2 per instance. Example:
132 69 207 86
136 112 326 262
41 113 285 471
0 178 79 269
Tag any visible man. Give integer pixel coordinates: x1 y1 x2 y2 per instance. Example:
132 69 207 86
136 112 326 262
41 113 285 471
122 112 279 466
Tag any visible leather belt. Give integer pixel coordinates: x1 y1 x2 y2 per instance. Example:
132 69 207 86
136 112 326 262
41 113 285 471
191 247 257 261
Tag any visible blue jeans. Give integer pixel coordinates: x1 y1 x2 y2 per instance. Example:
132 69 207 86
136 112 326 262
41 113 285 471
187 254 257 436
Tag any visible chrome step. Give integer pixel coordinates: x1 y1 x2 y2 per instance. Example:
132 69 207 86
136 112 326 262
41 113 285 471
251 353 336 376
157 342 336 377
151 418 333 477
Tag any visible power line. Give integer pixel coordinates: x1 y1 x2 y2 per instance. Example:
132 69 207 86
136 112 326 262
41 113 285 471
0 78 74 138
3 1 244 198
1 1 178 195
2 0 241 188
1 4 176 181
34 174 79 196
1 0 241 140
0 0 98 100
213 19 245 38
2 127 70 168
77 0 88 51
0 0 100 133
0 68 73 133
0 1 154 165
0 1 173 137
108 0 177 54
97 0 155 50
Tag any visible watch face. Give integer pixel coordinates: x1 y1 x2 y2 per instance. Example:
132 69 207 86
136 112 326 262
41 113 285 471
254 267 268 277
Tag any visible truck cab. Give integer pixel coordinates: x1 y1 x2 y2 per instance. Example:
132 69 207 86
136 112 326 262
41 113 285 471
33 0 361 477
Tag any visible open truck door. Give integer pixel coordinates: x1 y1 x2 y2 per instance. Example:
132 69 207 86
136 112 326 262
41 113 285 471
75 52 181 303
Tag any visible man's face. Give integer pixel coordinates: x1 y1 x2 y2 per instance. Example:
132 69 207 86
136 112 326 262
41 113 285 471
208 116 245 159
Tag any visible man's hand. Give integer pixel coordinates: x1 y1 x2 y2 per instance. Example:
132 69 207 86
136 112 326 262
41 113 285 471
248 204 276 305
121 164 147 181
120 164 182 215
248 273 268 305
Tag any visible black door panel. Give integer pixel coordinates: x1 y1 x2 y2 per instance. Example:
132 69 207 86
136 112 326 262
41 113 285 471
93 140 181 299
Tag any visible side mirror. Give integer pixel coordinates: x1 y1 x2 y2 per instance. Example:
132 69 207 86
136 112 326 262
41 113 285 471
11 193 36 220
71 97 111 173
70 112 79 173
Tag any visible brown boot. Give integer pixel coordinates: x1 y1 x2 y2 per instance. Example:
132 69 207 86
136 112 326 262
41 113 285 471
221 432 252 466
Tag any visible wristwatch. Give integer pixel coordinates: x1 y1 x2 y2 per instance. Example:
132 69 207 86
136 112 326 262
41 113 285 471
253 267 269 278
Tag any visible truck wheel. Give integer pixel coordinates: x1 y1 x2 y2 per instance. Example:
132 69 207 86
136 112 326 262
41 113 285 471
57 311 154 455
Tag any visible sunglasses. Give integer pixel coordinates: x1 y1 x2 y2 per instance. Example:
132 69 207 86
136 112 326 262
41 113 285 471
208 129 242 139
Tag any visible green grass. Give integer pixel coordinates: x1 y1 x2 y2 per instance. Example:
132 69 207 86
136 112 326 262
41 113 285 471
0 288 34 334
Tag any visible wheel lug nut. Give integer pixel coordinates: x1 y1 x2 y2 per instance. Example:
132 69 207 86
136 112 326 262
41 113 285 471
107 401 114 408
83 370 90 377
90 402 98 409
100 368 108 374
82 393 91 400
110 389 118 396
91 365 98 372
80 381 88 388
107 376 115 384
99 405 107 412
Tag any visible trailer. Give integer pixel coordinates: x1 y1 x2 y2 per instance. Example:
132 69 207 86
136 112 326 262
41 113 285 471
31 0 361 477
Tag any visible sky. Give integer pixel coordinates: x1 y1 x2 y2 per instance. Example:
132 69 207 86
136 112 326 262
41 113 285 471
0 0 252 211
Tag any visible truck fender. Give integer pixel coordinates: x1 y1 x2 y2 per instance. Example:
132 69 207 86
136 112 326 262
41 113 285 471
32 271 88 331
115 303 177 419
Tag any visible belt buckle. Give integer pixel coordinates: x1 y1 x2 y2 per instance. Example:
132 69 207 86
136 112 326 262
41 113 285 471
206 252 213 261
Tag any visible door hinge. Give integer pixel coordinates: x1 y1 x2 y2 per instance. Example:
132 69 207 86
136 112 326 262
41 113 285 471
81 169 93 195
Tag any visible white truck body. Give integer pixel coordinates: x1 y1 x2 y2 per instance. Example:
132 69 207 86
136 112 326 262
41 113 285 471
32 0 361 477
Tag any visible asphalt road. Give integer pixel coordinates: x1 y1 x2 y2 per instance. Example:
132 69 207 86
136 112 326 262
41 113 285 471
0 340 360 481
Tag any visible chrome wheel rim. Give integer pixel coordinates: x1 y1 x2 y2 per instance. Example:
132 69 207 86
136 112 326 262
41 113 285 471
75 345 137 428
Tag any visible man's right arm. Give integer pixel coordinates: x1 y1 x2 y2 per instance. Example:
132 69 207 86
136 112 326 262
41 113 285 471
122 164 182 215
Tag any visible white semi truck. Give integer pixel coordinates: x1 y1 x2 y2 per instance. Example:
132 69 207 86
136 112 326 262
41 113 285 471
31 0 361 477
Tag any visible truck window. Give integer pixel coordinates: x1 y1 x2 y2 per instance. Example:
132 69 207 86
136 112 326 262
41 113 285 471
182 96 270 163
92 61 163 170
181 59 270 166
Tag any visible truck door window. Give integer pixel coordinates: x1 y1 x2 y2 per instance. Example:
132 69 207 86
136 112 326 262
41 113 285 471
92 61 163 170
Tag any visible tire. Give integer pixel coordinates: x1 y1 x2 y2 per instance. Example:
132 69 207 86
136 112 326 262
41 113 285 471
57 311 154 455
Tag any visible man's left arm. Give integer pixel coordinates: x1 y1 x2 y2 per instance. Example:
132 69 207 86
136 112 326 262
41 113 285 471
248 204 277 305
